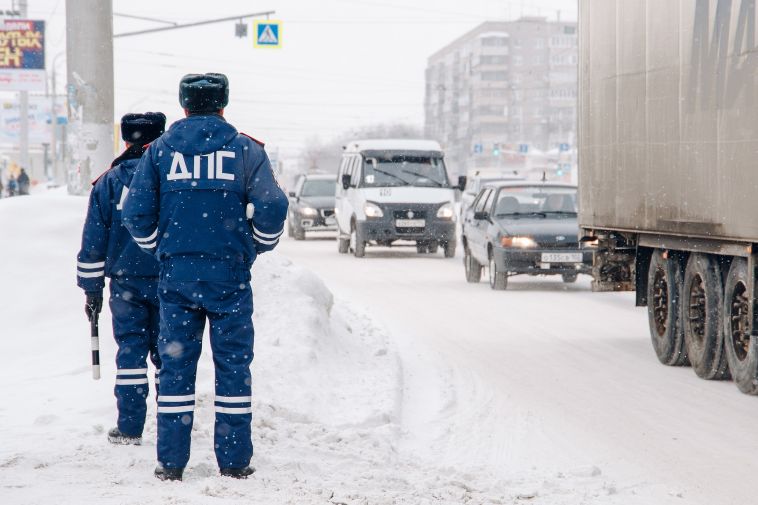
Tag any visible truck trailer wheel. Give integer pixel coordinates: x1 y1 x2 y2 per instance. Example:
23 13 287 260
723 258 758 395
647 250 688 366
682 254 730 380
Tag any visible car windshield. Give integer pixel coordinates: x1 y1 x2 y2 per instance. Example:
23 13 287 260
493 186 577 218
361 153 450 188
301 179 336 197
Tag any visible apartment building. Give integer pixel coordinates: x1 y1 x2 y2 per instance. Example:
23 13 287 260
425 17 577 177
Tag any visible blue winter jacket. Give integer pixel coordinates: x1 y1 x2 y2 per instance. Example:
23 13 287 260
121 114 288 282
76 145 160 293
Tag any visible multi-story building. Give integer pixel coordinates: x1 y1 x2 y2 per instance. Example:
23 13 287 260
425 17 577 177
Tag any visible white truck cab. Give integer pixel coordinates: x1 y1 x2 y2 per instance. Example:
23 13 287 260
335 139 465 258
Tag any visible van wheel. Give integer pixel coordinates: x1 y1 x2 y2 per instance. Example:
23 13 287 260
427 240 440 254
464 247 482 283
416 242 428 254
647 250 688 366
723 258 758 394
337 236 349 254
488 250 507 290
350 222 365 258
443 240 456 258
682 253 730 380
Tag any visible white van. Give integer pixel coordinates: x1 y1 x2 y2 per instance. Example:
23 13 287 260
335 139 466 258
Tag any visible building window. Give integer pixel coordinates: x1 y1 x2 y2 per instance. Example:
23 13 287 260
480 55 509 65
481 71 508 81
481 36 508 47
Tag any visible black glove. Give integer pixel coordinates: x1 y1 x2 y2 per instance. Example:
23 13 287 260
85 292 103 322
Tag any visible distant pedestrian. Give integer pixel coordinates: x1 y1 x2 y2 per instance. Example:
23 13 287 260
7 176 18 197
17 168 30 195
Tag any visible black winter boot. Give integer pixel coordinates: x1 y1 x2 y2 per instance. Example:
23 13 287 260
220 466 255 479
107 427 142 445
154 464 184 481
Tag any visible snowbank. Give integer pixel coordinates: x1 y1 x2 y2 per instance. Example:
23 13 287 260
0 190 517 504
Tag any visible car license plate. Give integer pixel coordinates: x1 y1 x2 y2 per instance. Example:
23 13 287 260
396 219 425 228
541 252 583 263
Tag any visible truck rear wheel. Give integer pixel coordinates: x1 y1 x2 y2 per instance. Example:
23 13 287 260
682 254 730 380
723 258 758 394
647 250 688 366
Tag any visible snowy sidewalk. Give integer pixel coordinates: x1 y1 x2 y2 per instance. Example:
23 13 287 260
0 190 524 504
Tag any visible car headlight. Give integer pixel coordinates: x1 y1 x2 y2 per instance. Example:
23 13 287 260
300 207 318 217
501 236 537 248
364 202 384 218
436 203 455 220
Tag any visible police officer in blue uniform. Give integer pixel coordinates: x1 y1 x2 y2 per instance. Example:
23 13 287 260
122 73 288 481
77 112 167 445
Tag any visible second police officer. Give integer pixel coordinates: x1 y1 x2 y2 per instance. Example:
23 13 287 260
76 112 167 445
122 73 288 481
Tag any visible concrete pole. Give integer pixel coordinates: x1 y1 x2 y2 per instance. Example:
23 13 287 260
18 0 28 174
65 0 114 194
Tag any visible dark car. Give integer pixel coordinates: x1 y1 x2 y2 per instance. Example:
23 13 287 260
461 181 593 290
287 174 338 240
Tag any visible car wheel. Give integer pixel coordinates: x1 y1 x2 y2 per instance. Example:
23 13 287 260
464 247 482 283
350 222 365 258
293 226 306 241
443 240 456 258
562 272 578 283
416 242 428 254
723 258 758 394
427 240 439 254
488 250 507 290
287 220 294 238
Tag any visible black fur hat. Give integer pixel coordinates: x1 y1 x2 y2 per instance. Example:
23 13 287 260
179 73 229 113
121 112 166 144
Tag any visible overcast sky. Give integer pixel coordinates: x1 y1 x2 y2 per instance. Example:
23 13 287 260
17 0 577 160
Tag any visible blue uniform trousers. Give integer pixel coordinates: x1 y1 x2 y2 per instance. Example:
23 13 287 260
156 278 254 470
109 277 161 437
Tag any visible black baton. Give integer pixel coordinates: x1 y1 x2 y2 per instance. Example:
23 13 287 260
91 312 101 380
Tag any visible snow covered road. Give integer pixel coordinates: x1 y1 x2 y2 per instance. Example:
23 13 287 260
278 234 758 505
2 189 758 504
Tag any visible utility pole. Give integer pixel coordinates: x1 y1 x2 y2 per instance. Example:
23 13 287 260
18 0 28 173
66 0 114 194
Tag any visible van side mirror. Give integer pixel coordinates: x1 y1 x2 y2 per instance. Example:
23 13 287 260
474 211 489 221
341 173 352 190
456 175 467 191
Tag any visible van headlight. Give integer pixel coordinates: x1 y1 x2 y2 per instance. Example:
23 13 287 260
300 207 318 217
364 202 384 218
436 203 455 220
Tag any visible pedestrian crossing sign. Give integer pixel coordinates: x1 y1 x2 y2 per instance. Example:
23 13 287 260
254 20 281 48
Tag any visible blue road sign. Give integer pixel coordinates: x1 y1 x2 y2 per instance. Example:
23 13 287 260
473 143 483 154
559 143 570 152
254 20 281 48
518 144 529 154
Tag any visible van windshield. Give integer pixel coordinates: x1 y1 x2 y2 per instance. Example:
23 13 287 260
361 152 450 188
